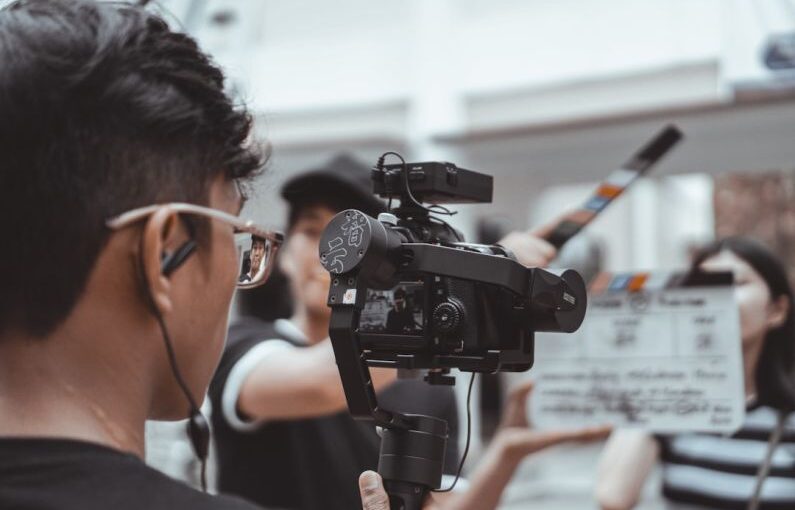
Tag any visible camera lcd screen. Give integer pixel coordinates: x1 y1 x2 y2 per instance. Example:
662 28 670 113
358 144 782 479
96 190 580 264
360 282 424 335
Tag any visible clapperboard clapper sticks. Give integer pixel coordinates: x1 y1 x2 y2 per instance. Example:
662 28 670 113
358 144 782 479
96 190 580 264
544 124 684 250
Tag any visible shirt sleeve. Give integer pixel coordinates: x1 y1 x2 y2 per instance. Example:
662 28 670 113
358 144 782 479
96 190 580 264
219 339 294 432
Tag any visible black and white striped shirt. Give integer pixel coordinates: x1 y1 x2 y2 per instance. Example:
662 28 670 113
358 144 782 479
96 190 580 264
659 405 795 509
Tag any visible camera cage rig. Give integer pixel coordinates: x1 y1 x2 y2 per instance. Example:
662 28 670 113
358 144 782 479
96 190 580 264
318 156 587 510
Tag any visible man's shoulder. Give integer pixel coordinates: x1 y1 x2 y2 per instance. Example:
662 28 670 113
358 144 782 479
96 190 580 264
0 438 267 510
134 461 264 510
163 486 264 510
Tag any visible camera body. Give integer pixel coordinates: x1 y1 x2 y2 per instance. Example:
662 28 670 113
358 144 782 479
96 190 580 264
320 161 586 380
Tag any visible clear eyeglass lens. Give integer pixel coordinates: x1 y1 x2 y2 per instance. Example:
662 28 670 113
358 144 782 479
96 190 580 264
235 232 273 288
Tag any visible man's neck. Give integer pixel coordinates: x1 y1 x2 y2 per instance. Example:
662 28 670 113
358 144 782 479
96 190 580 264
291 307 331 345
0 330 150 458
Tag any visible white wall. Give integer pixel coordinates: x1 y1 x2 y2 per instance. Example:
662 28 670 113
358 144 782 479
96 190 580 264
153 0 795 263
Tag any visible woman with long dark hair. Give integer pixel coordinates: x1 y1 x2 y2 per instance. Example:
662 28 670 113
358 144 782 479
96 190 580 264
596 237 795 509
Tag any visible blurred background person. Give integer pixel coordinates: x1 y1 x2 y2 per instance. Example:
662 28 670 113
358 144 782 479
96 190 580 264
209 154 607 510
596 237 795 510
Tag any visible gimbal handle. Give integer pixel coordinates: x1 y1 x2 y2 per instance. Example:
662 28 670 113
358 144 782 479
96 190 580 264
327 278 446 510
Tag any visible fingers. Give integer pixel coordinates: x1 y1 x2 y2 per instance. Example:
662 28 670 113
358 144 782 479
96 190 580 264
499 379 534 429
529 218 559 239
569 424 613 441
423 494 441 509
500 423 612 460
530 211 573 240
498 231 557 268
359 471 391 510
507 379 534 402
531 425 612 449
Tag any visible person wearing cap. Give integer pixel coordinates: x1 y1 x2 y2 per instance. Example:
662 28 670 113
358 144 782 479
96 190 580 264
209 154 457 510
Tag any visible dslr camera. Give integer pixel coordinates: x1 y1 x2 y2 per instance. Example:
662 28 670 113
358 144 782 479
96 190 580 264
318 156 586 510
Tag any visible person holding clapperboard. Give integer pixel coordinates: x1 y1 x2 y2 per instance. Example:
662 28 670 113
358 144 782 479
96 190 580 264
597 238 795 510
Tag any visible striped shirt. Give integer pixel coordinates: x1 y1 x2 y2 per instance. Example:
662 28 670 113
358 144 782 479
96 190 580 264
659 406 795 509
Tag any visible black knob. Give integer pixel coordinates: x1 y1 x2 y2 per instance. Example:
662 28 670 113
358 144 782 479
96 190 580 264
432 300 463 335
318 209 403 288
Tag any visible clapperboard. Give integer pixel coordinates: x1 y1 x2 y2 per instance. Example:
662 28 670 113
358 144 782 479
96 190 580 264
530 269 745 433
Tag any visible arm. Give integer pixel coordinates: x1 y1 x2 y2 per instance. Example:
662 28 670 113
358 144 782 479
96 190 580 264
237 338 396 422
246 224 553 422
498 229 556 268
594 430 660 510
442 380 610 510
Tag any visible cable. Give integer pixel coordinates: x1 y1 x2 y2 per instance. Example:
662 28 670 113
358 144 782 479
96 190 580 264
428 215 464 242
152 302 209 492
375 152 457 218
137 234 209 492
433 372 476 493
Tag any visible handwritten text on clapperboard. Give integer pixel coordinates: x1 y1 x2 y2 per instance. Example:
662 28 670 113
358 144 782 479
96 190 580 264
531 286 745 432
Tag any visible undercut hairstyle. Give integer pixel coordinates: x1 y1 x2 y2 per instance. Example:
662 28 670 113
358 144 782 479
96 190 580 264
0 0 266 336
692 237 795 412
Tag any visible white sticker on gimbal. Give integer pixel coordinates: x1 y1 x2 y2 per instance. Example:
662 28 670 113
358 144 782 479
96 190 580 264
343 289 357 304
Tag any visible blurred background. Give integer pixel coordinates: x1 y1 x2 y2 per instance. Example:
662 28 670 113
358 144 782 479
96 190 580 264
153 0 795 276
144 0 795 508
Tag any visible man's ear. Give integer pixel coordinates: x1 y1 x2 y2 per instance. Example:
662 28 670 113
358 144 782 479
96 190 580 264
140 208 182 316
768 294 791 330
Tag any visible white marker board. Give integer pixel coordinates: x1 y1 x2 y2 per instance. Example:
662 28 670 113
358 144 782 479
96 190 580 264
531 285 745 433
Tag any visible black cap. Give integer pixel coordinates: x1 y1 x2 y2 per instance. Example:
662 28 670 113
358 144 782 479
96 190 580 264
281 154 386 220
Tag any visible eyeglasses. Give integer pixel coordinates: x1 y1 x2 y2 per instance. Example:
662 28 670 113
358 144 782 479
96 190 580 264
106 203 284 289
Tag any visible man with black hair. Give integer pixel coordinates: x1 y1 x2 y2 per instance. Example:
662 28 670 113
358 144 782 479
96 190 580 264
0 1 276 509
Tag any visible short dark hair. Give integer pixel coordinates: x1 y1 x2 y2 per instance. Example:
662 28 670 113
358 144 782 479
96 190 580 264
0 0 265 336
692 237 795 412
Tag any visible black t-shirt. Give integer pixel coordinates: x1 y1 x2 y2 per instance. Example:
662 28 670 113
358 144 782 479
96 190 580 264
385 308 416 334
209 317 459 510
0 437 265 510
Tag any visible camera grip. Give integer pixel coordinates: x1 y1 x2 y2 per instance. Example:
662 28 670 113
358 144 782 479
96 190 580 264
384 480 428 510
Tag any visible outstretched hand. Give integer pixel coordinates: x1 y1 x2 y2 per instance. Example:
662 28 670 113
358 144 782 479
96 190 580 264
359 381 610 510
496 379 611 461
497 218 562 268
